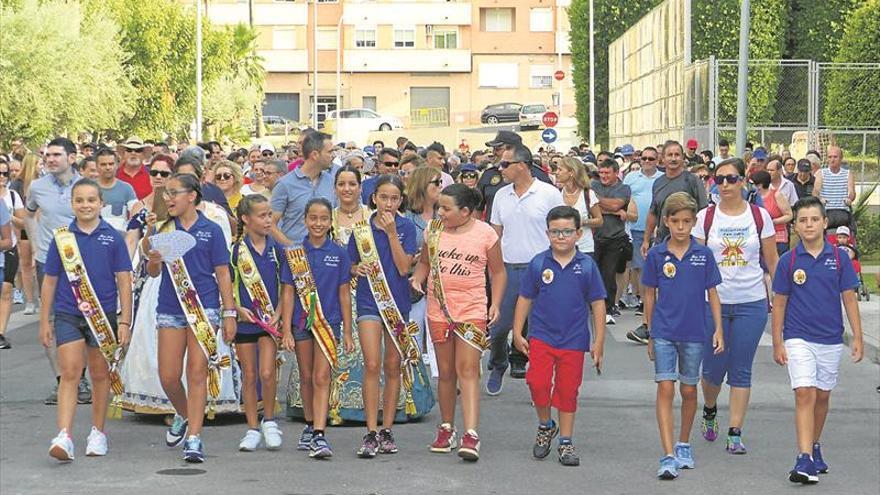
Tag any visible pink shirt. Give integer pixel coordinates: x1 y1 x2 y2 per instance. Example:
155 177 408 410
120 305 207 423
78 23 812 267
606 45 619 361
426 220 499 323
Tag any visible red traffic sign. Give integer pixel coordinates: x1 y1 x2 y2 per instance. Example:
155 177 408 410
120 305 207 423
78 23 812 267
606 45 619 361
542 112 559 128
554 70 565 81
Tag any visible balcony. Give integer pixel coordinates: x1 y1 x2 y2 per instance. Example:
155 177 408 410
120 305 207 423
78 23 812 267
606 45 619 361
258 49 309 72
343 49 471 72
207 3 308 26
343 2 471 25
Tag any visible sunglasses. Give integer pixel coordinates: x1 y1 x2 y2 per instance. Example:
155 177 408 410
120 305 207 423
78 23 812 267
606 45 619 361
215 173 234 181
429 179 442 187
461 172 478 179
498 160 520 170
383 161 400 168
716 174 741 185
641 156 657 162
261 151 274 157
149 169 172 178
0 171 8 177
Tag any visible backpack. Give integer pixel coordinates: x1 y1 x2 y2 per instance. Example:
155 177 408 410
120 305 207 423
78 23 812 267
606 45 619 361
702 203 765 264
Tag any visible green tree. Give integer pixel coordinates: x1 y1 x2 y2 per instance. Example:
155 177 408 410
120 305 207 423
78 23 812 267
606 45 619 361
0 0 134 144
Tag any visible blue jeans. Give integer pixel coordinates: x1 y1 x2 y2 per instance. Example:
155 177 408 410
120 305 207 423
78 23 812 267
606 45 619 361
702 299 768 388
653 338 703 385
489 263 529 371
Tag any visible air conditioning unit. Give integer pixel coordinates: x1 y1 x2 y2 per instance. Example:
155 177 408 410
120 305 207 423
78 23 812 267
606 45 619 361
426 25 433 35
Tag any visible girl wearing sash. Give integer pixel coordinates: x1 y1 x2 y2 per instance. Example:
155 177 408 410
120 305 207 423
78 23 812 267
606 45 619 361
145 174 236 463
411 184 506 461
281 198 354 459
349 174 418 458
232 194 286 452
39 179 132 461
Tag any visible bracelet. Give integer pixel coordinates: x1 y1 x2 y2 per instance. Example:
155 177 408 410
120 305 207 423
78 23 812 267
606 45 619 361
118 322 131 327
222 309 238 319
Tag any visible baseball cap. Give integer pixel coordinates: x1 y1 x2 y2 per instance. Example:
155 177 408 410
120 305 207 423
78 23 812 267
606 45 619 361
121 136 145 151
752 148 768 161
796 158 812 172
363 145 376 156
485 130 522 148
179 145 206 165
620 144 635 156
836 226 850 236
686 138 698 150
260 142 276 153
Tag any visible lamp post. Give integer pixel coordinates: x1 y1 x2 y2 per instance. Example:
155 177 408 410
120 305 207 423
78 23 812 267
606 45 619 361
735 0 750 154
312 0 319 129
588 0 595 147
195 0 203 141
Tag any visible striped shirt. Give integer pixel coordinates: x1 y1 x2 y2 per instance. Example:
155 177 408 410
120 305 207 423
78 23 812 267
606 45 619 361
819 167 850 210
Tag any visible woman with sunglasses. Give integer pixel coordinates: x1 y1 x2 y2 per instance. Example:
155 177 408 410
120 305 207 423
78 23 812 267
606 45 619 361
457 164 480 190
211 161 244 211
555 157 603 256
126 154 175 256
692 158 778 455
0 160 25 349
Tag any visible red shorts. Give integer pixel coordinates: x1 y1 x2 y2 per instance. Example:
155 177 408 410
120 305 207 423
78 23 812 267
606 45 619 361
525 338 586 413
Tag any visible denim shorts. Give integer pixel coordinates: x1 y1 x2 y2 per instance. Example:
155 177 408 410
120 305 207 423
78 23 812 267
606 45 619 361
631 230 646 270
156 308 221 329
55 312 117 347
653 338 704 385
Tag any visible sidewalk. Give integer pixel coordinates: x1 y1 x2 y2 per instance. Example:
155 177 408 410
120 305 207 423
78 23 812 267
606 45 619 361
848 299 880 364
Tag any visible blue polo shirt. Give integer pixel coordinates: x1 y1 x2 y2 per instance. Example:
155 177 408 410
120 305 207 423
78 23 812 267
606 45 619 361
773 242 859 345
283 236 352 328
156 212 231 315
270 164 339 248
232 235 289 335
44 220 131 316
642 239 722 342
26 171 80 263
519 249 606 352
347 213 418 317
360 176 378 205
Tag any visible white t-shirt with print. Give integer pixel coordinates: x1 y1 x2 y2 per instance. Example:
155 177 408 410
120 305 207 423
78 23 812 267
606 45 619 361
692 205 775 304
571 189 599 253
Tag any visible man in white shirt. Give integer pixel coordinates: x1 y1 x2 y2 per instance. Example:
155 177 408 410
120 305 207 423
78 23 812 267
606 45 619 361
487 144 563 395
767 157 798 206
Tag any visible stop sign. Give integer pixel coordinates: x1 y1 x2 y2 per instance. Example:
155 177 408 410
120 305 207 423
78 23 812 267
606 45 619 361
542 112 559 128
554 70 565 81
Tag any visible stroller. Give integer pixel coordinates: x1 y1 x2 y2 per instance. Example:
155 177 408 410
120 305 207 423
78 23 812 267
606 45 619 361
829 226 871 301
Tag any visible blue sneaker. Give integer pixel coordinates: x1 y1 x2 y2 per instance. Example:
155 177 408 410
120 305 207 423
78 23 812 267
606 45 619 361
297 425 314 451
674 442 694 469
657 455 679 480
182 435 205 463
726 434 747 455
812 443 828 473
309 435 333 459
165 414 188 447
486 367 505 396
789 453 819 484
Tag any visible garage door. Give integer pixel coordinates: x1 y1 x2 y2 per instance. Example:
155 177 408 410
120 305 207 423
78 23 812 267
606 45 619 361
410 87 449 127
263 93 300 122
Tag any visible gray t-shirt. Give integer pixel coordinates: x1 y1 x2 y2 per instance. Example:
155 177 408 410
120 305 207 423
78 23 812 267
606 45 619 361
100 180 137 232
591 179 631 241
26 172 80 264
649 171 708 240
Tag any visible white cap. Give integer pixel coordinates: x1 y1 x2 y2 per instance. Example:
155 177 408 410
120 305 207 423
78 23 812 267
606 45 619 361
836 226 850 236
259 142 275 153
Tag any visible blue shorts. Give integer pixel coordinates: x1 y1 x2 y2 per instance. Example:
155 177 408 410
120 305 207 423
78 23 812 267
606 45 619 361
156 308 221 329
653 337 703 385
55 312 118 347
631 230 646 270
294 322 342 342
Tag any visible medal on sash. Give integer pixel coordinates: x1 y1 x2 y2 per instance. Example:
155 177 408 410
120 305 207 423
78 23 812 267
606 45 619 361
285 247 339 369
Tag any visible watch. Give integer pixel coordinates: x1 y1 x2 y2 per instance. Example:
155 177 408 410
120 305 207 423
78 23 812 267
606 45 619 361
222 309 238 319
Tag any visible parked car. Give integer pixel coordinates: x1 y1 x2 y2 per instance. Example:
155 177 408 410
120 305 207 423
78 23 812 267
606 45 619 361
262 115 293 135
324 108 402 135
480 103 522 125
519 103 548 130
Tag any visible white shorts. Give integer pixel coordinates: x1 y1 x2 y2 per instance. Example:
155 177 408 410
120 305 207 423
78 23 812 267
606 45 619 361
785 338 844 391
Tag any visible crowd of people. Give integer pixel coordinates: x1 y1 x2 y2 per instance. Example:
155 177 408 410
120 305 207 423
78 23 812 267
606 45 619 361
0 130 866 483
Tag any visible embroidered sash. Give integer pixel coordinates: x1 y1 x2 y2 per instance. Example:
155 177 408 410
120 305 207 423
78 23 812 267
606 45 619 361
332 206 371 291
235 239 282 339
426 219 489 352
351 219 422 415
285 247 339 369
54 227 126 396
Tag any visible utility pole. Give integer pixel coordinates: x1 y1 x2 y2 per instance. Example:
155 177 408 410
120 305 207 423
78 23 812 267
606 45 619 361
735 0 750 155
196 0 203 142
588 0 595 147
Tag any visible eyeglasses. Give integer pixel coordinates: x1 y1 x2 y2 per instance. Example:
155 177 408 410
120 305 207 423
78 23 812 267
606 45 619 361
548 228 578 239
461 172 478 179
383 161 400 168
215 173 234 181
429 178 442 187
162 188 192 198
716 174 742 185
149 169 172 178
641 156 657 162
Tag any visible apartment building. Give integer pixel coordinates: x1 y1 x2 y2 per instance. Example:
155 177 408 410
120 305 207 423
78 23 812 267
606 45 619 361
203 0 573 128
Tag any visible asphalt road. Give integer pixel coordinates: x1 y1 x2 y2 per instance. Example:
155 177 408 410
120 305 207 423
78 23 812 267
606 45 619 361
1 305 878 495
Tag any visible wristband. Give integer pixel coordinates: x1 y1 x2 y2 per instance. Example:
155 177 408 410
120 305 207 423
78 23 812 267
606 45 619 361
222 309 238 319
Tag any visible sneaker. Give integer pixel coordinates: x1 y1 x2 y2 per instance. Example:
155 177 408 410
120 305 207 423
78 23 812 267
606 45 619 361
309 435 333 459
657 455 679 480
789 453 819 484
85 427 108 456
77 377 92 405
609 305 622 317
509 362 527 379
812 443 828 474
23 303 36 315
430 423 457 453
165 414 188 447
182 435 205 463
238 429 261 452
0 334 10 349
13 289 23 305
44 383 59 405
701 417 718 442
726 433 747 455
532 422 558 459
626 324 649 344
49 429 74 462
605 314 616 325
297 425 314 451
458 430 480 462
557 442 580 466
634 302 644 316
617 298 629 310
378 428 398 454
261 420 282 451
674 442 694 469
357 431 379 458
486 367 505 396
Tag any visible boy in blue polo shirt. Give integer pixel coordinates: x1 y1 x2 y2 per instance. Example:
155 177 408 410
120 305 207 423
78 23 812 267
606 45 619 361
38 179 133 462
513 205 606 467
642 192 724 480
771 196 863 485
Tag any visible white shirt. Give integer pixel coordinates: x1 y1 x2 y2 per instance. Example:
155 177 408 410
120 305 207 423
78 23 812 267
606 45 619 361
771 177 799 206
570 189 599 253
2 189 22 248
692 205 775 304
491 179 564 263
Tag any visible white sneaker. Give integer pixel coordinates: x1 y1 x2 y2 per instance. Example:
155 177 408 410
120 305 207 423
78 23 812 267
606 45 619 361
23 303 36 315
261 420 283 450
12 289 23 305
239 429 261 452
49 429 74 461
605 314 616 325
85 427 108 456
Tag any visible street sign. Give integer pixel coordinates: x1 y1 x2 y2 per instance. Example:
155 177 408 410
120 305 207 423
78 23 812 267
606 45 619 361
542 128 558 144
542 112 559 128
554 70 565 81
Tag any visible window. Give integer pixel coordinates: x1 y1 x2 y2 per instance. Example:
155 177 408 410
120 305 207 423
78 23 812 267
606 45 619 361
355 28 376 48
481 8 514 32
433 30 458 49
316 28 338 50
478 63 518 88
272 27 296 50
362 96 377 111
530 65 553 88
530 8 552 32
394 28 415 48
